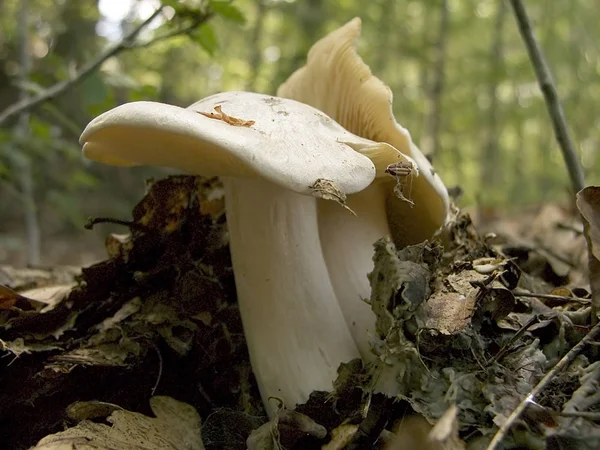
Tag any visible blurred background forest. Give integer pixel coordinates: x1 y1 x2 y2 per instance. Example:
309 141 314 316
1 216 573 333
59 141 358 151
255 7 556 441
0 0 598 267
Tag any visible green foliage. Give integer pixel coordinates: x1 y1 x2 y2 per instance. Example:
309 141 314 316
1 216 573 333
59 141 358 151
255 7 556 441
0 0 598 242
190 23 219 55
210 1 246 24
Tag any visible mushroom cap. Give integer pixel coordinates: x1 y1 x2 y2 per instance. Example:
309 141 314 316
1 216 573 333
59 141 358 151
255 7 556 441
80 91 394 196
277 18 449 242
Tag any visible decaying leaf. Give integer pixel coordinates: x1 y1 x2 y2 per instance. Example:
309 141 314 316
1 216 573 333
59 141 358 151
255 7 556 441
106 233 133 261
485 203 587 287
309 178 356 215
134 176 200 233
66 400 124 422
0 265 80 290
366 218 579 443
246 406 326 450
0 284 47 311
576 186 600 318
3 172 598 449
198 105 255 127
427 405 465 449
385 161 416 207
424 270 482 335
548 360 600 448
0 176 260 449
32 396 204 450
385 405 466 450
322 423 359 450
202 408 264 450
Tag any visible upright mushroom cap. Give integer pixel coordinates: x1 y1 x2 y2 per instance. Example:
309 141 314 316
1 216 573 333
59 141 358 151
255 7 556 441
278 18 449 244
80 91 409 198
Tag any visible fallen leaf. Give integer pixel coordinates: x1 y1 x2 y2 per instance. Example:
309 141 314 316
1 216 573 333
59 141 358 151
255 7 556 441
32 396 204 450
20 284 75 312
198 105 255 127
576 186 600 318
309 178 356 215
0 284 47 311
428 405 466 450
322 423 358 450
247 406 326 450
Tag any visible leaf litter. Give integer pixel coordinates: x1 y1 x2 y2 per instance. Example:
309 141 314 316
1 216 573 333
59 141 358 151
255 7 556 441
0 177 599 449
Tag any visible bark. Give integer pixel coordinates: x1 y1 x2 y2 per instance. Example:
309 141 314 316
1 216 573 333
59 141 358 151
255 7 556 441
245 0 267 92
420 0 450 159
480 1 507 194
270 0 325 91
373 0 396 74
13 0 41 266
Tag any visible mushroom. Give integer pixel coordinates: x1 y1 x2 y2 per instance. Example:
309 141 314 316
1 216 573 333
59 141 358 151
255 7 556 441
79 18 449 415
277 18 449 361
80 91 414 416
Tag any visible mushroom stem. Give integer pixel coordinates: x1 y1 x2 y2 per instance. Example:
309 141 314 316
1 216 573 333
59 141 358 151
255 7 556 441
222 176 360 416
317 182 390 361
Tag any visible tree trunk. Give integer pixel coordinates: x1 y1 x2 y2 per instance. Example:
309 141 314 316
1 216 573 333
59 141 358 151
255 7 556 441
270 0 325 90
420 0 450 159
373 0 396 74
14 0 41 266
246 0 267 92
480 1 506 199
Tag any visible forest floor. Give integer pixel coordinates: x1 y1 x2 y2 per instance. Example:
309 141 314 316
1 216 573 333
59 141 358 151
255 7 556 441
0 177 597 450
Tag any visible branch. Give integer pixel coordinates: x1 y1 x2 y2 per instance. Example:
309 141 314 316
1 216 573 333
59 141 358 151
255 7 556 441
508 0 586 193
486 320 600 450
128 13 212 50
0 6 171 126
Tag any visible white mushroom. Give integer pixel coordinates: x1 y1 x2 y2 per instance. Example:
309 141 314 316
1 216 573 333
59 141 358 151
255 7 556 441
80 18 450 415
80 91 412 416
277 18 449 362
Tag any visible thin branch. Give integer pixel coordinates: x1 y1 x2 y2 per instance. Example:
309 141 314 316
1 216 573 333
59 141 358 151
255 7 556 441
486 320 600 450
514 291 590 304
0 7 166 126
487 315 539 366
127 13 212 50
508 0 585 193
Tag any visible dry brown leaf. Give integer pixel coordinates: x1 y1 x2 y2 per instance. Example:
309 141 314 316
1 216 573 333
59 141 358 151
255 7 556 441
309 178 356 215
576 186 600 318
198 105 255 127
428 405 466 450
321 424 358 450
247 407 326 450
385 161 416 207
106 233 133 261
31 396 204 450
424 271 482 335
0 265 80 289
0 284 47 311
385 406 465 450
19 284 75 311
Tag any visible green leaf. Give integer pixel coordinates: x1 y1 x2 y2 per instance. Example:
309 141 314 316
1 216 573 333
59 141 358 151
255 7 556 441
29 117 52 141
81 71 109 107
210 1 246 24
191 23 219 55
161 0 180 8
